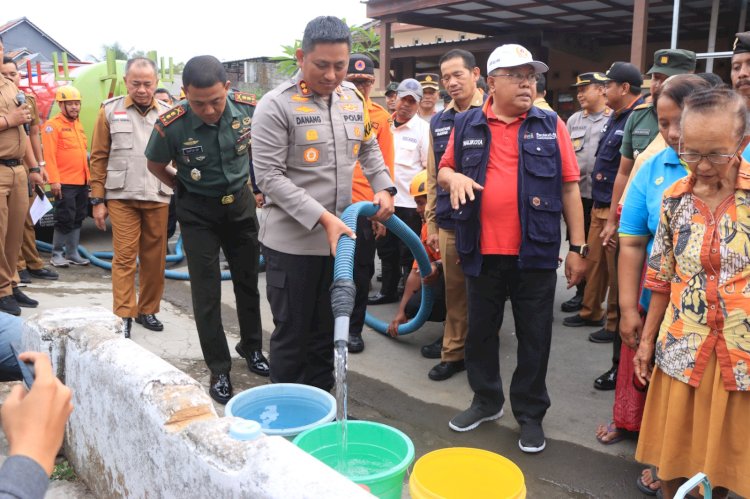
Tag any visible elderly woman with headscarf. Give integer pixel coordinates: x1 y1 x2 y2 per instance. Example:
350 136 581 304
634 87 750 499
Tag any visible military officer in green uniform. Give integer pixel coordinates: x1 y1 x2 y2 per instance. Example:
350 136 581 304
145 55 269 405
600 48 696 245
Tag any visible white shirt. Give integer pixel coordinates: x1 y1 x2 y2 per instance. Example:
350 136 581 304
392 113 430 208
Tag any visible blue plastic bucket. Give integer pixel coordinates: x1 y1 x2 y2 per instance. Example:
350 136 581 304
225 383 336 438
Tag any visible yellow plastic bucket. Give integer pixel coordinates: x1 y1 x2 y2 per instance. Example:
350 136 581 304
409 447 526 499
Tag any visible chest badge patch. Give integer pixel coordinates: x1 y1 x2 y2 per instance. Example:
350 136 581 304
296 106 315 113
532 196 541 207
191 168 202 181
595 173 604 181
353 143 360 156
655 176 664 185
306 129 319 141
291 94 310 102
183 138 199 146
354 126 362 137
304 147 320 163
231 119 241 130
242 117 251 126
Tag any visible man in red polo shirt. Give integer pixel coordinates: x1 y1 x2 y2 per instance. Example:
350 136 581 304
437 44 587 453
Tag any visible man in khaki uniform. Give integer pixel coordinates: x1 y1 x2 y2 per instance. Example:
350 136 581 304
0 35 43 315
0 57 58 284
90 58 172 337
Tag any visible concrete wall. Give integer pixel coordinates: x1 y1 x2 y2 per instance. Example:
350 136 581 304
22 308 370 499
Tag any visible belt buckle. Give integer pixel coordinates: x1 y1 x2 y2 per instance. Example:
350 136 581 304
221 194 235 205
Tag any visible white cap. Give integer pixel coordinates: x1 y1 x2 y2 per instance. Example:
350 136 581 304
487 44 549 74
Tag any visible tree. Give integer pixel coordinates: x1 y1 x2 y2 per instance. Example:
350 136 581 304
271 22 380 77
101 42 132 60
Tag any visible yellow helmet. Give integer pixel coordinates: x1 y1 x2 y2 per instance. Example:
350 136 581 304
410 170 428 197
55 86 81 102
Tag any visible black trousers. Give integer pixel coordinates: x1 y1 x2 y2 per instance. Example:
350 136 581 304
176 184 262 374
265 246 335 391
350 216 376 336
374 206 421 296
55 184 88 233
466 255 556 426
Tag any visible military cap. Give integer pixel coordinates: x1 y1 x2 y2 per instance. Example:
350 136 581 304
385 81 400 96
648 49 697 76
416 73 440 90
734 32 750 54
347 54 375 79
570 72 608 87
604 62 643 89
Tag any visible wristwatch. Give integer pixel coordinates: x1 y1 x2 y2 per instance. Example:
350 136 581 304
90 197 105 206
569 244 589 258
384 187 397 197
28 167 41 173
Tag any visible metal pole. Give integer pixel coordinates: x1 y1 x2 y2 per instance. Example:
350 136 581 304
671 0 681 49
706 0 720 72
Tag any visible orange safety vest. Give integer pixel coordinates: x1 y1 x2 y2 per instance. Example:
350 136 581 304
352 100 394 203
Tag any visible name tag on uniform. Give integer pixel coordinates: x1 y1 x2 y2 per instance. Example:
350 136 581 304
182 146 203 155
633 128 651 136
435 126 451 136
614 130 625 136
462 139 483 147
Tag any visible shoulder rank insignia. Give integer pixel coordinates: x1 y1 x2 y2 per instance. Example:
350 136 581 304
233 92 257 105
159 106 186 127
634 102 652 111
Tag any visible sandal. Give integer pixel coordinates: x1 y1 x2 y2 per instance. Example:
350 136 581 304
595 422 626 445
636 466 661 496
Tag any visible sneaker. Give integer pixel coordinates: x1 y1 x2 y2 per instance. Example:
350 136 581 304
449 406 503 432
563 313 605 328
519 423 546 453
18 269 32 284
594 365 618 390
65 252 90 266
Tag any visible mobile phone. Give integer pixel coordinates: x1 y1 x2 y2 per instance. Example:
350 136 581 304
34 184 46 199
9 344 35 390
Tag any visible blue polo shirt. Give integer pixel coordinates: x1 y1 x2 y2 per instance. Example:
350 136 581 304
619 146 690 310
743 145 750 162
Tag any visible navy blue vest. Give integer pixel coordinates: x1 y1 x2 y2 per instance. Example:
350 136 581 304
430 110 457 230
590 96 644 207
451 105 563 277
430 94 488 230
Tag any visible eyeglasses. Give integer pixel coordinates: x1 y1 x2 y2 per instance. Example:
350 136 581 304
678 139 743 165
492 72 539 84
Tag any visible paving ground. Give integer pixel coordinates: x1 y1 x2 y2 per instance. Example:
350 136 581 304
1 219 682 498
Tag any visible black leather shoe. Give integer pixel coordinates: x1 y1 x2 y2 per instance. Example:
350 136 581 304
18 269 32 284
348 334 364 353
0 295 21 316
135 313 164 331
235 344 270 377
589 328 616 343
563 314 605 328
428 360 465 381
560 294 583 312
367 292 398 305
12 288 38 308
209 373 233 404
121 318 133 339
27 267 59 280
421 337 443 359
594 366 618 390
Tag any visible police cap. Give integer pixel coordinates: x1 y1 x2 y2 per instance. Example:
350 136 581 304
416 73 440 90
734 32 750 54
647 49 697 76
603 62 643 90
570 72 608 87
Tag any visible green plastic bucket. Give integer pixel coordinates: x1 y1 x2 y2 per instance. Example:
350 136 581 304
293 420 414 499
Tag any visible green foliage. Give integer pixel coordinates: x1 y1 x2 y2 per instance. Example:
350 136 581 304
51 460 77 482
272 23 380 77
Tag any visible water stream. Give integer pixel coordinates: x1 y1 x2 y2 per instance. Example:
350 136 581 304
333 340 349 474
